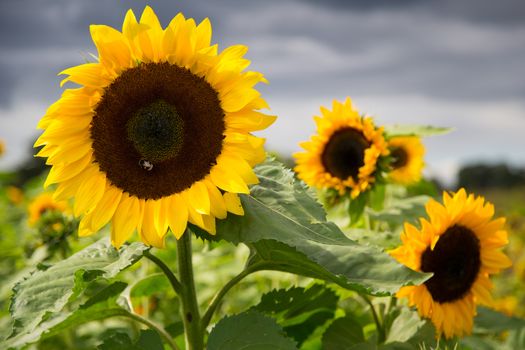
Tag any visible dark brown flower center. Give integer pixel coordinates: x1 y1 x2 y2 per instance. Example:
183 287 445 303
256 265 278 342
321 128 370 181
391 147 408 169
91 62 225 200
421 225 481 303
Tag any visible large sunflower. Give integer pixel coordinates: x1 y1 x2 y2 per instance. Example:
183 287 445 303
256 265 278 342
294 98 388 198
390 189 511 338
35 7 275 248
388 136 425 185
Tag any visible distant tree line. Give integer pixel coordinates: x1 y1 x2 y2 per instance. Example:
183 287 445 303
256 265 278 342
457 163 525 189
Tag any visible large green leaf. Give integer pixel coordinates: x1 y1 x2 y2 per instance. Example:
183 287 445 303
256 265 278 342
321 315 367 350
4 282 130 348
4 238 148 347
214 160 429 295
208 310 298 350
383 125 452 138
474 307 525 333
253 284 338 346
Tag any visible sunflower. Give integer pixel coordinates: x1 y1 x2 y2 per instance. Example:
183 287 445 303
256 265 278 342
0 139 5 157
388 136 425 185
34 7 275 248
294 98 388 198
390 189 511 338
28 193 68 226
6 186 24 205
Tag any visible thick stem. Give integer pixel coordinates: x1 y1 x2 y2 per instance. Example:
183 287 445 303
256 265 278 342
124 311 181 350
201 262 267 329
177 231 203 350
144 250 183 297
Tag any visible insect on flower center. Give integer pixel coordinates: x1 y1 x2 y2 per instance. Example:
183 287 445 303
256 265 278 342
321 128 370 181
127 100 185 164
421 225 481 303
391 147 408 169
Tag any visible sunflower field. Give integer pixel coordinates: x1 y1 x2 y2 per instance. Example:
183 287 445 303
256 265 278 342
1 6 525 350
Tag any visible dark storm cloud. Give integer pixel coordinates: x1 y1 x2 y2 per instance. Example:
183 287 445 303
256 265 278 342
301 0 525 25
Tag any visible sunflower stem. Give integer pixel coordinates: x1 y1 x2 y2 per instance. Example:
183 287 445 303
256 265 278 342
144 250 183 297
361 294 385 344
201 262 267 329
177 230 204 350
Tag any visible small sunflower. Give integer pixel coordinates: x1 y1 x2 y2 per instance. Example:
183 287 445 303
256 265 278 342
28 193 68 226
390 189 511 338
6 186 24 205
35 7 275 248
0 139 5 157
388 136 425 185
294 98 388 198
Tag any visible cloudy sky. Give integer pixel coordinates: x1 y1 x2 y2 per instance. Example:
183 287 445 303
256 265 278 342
1 0 524 185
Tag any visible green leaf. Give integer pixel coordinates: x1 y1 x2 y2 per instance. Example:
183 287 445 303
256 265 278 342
208 310 298 350
385 307 425 344
368 195 430 229
348 193 367 224
213 159 429 295
136 329 164 350
130 273 171 298
474 307 525 333
97 332 141 350
5 238 148 347
253 284 338 346
321 315 367 350
383 125 453 138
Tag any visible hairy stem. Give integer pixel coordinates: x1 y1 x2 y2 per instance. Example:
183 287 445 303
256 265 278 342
144 250 183 297
177 231 203 350
201 262 267 329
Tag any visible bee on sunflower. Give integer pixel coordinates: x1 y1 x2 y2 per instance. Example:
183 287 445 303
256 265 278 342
35 7 275 248
294 98 389 203
387 136 425 185
390 189 512 338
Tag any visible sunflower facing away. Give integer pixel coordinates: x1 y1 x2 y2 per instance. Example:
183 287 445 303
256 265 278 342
35 6 275 248
388 136 425 185
294 98 389 198
390 189 512 338
28 193 68 226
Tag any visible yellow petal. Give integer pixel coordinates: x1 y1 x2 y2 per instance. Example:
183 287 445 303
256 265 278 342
205 180 227 219
74 169 106 216
60 63 111 88
140 200 165 248
111 194 140 248
187 181 210 215
210 166 250 194
90 185 123 231
167 194 188 239
223 192 244 216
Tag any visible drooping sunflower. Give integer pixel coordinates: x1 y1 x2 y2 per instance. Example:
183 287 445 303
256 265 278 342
388 136 425 185
390 189 511 338
35 7 275 248
28 193 68 226
294 98 389 198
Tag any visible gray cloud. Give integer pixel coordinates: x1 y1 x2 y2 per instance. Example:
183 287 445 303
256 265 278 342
0 0 524 184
